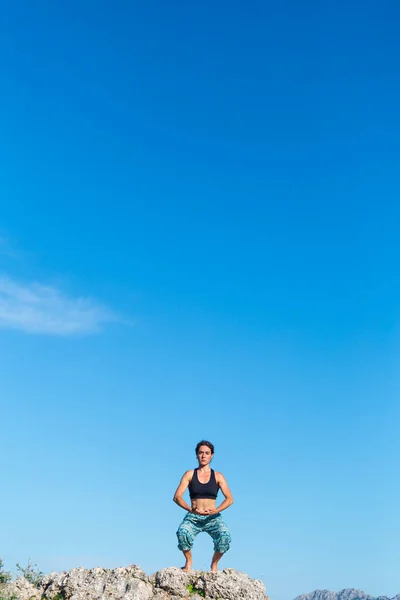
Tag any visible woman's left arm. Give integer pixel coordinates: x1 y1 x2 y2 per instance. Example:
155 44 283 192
214 472 234 513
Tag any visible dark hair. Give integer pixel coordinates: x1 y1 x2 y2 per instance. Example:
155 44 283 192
195 440 215 455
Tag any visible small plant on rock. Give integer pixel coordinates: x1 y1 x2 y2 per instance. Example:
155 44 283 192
16 559 44 588
187 583 205 597
0 559 12 585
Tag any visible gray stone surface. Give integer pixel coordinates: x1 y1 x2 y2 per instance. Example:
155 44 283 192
3 565 269 600
41 566 153 600
1 577 42 600
154 568 191 597
154 566 268 600
195 568 267 600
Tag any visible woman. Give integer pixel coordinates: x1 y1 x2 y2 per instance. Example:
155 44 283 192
173 440 234 572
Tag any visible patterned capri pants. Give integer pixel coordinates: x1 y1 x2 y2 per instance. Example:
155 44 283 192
176 512 231 553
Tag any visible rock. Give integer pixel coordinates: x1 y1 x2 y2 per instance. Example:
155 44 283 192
155 567 268 600
6 565 269 600
155 568 191 597
151 591 170 600
194 568 266 600
1 577 42 600
41 566 153 600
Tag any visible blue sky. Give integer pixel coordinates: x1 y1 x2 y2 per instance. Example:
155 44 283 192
1 2 399 600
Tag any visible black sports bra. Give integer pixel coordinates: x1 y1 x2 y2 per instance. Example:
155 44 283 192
189 468 219 500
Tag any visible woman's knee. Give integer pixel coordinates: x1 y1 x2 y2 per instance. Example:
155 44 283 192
176 526 194 551
214 529 232 553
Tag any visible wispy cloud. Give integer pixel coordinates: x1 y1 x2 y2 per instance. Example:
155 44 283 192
0 276 116 335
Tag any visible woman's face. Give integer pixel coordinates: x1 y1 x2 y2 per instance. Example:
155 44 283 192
197 445 214 466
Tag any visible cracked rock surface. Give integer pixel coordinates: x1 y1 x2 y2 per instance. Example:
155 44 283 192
1 565 269 600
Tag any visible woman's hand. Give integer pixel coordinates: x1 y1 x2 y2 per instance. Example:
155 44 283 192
191 507 203 514
194 507 217 515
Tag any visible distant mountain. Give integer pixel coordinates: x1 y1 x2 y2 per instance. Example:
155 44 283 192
294 589 400 600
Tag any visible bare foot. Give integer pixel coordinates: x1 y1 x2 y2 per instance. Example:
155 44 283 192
210 551 223 572
181 564 192 572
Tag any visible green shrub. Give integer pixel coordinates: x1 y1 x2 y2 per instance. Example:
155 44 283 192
42 594 65 600
16 560 44 588
0 559 12 585
187 583 205 597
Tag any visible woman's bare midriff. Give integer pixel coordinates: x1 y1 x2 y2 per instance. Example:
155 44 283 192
191 498 217 512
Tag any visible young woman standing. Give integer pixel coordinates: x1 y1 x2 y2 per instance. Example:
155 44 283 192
173 440 234 572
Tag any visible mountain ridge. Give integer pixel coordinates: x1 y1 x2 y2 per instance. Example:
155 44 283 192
295 589 400 600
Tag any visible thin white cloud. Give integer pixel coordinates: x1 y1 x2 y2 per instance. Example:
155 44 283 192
0 276 116 335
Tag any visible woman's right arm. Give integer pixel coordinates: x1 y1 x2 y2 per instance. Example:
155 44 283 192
173 470 193 512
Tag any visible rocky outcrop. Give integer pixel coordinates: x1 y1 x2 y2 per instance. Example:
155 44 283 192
295 590 400 600
0 576 42 600
1 566 269 600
